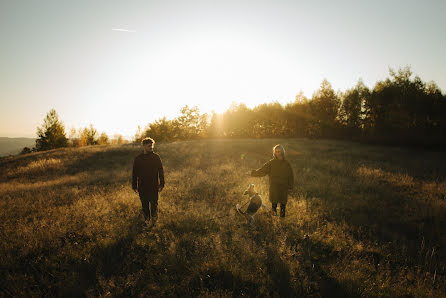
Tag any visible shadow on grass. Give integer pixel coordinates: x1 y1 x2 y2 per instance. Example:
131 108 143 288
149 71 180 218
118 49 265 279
298 142 446 270
60 214 147 296
342 170 445 258
297 236 363 297
187 268 259 297
265 245 293 297
242 221 358 297
298 153 446 293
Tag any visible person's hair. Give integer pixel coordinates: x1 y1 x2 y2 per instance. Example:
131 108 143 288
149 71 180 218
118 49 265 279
141 137 155 146
272 144 285 158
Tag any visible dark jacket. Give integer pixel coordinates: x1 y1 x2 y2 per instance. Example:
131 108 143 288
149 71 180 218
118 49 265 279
132 152 164 193
251 158 294 204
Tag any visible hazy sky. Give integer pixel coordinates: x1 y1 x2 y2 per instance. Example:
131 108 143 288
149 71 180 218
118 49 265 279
1 0 445 138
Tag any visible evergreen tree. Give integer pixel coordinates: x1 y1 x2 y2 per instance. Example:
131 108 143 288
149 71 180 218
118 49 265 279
36 109 68 151
309 79 340 137
339 80 370 136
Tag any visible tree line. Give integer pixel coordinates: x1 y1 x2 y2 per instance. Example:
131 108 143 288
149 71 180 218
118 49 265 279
21 110 126 154
27 67 446 154
137 67 446 148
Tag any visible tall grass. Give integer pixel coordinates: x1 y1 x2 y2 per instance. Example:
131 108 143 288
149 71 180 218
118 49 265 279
0 139 445 297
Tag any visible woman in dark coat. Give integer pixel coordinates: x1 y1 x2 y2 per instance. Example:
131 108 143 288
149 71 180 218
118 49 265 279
250 144 294 217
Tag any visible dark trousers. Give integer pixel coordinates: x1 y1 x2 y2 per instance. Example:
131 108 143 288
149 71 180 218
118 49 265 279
139 191 158 220
272 203 286 217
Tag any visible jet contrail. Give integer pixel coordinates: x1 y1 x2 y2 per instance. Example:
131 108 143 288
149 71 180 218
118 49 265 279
112 28 136 33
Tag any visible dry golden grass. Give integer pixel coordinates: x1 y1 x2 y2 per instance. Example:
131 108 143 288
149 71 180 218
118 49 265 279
0 139 445 297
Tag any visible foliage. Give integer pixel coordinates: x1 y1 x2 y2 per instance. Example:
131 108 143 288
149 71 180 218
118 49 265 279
339 80 370 136
111 134 126 145
142 106 209 142
220 103 254 137
284 92 311 137
31 67 446 153
35 109 68 151
175 105 209 139
365 67 446 140
252 102 288 138
98 132 109 145
141 67 446 147
308 79 341 138
143 117 178 142
69 128 81 147
207 112 225 138
80 125 98 146
133 125 143 144
20 147 33 154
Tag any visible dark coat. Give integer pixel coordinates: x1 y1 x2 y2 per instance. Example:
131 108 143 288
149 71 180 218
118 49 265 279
251 158 294 204
132 152 164 194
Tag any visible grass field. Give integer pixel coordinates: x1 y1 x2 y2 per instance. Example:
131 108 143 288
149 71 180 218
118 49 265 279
1 138 445 297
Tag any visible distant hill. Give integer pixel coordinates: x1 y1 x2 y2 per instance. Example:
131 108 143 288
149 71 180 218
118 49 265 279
0 137 35 156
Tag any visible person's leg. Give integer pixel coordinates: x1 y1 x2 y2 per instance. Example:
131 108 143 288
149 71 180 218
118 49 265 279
280 203 286 218
148 191 159 220
274 187 287 218
270 186 279 215
272 203 278 214
139 193 150 221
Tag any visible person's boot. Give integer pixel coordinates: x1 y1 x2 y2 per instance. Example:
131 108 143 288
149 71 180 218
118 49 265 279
280 204 286 218
272 203 278 216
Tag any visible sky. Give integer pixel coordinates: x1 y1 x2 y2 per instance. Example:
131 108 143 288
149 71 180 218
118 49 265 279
1 0 445 138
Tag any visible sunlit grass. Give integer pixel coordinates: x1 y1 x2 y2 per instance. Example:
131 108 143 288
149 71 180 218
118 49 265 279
0 139 445 296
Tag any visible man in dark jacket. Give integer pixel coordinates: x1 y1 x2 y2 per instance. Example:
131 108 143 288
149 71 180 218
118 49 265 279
132 137 164 226
250 144 294 217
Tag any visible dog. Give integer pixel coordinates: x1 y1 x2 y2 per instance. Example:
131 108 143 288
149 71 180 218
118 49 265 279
236 184 270 225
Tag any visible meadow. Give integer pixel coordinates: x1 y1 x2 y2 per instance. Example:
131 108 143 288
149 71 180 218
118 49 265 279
1 138 445 297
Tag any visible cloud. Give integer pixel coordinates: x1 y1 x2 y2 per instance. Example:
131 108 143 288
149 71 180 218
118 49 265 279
112 28 136 33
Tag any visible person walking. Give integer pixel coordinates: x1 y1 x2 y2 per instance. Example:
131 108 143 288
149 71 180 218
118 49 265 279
132 137 164 226
250 144 294 217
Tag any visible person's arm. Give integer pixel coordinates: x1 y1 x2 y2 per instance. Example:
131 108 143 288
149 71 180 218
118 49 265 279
158 157 165 191
288 162 294 190
132 158 138 192
251 160 272 177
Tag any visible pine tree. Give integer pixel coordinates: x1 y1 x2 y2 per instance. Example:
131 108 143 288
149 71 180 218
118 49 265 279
36 109 68 151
